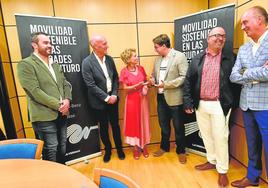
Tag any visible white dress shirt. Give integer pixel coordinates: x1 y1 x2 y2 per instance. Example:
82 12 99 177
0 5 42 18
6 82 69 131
34 53 62 101
251 30 268 56
158 50 172 93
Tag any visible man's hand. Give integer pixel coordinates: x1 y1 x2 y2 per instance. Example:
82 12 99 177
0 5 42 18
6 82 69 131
185 108 194 114
239 67 247 75
59 99 70 115
107 95 117 104
155 80 164 88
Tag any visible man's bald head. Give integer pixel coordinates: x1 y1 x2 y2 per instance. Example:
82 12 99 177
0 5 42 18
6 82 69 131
90 35 108 58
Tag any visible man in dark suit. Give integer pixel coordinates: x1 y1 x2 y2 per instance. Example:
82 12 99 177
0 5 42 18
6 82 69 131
82 35 125 163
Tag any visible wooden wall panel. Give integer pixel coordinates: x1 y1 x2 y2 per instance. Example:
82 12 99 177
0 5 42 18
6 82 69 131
147 88 158 116
118 89 127 120
13 63 25 96
24 127 35 138
9 97 24 136
114 58 125 75
138 23 174 56
137 0 208 22
139 56 156 77
0 6 3 26
16 129 25 138
1 0 54 25
209 0 236 8
5 27 21 62
18 97 31 128
237 0 252 6
230 108 244 127
230 125 248 164
87 24 138 57
0 27 9 62
2 62 16 98
0 110 6 137
53 0 136 23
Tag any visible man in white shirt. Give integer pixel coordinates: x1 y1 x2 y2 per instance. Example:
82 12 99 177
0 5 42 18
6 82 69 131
151 34 188 164
17 32 72 163
82 35 125 163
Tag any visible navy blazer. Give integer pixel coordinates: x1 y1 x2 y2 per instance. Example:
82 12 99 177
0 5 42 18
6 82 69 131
81 52 119 110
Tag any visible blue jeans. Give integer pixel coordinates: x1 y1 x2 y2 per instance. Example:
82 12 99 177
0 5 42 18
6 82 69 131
243 110 268 183
32 114 67 163
157 94 185 154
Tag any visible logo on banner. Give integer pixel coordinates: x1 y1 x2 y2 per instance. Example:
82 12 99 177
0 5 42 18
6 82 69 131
67 124 98 144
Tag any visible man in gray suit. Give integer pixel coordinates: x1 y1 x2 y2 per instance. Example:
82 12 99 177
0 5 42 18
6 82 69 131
151 34 188 164
82 35 125 163
17 32 72 163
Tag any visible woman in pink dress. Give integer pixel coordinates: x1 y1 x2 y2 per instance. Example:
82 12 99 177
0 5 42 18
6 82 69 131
119 48 150 160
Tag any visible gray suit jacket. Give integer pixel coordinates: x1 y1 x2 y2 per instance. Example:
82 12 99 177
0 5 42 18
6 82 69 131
152 49 188 106
17 54 72 122
81 52 119 110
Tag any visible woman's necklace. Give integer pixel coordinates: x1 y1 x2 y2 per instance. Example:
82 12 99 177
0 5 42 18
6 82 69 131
128 66 136 72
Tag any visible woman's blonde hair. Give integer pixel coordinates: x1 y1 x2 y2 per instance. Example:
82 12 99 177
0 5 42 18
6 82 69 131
120 48 136 65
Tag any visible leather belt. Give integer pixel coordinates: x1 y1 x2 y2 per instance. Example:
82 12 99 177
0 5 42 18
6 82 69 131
200 98 218 101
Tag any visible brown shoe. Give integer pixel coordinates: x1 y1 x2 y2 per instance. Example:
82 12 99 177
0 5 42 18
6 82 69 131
153 149 166 157
178 153 187 164
195 162 216 171
231 177 259 187
218 173 228 187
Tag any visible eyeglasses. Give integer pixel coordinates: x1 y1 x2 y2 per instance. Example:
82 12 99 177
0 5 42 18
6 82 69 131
209 34 226 39
154 44 163 49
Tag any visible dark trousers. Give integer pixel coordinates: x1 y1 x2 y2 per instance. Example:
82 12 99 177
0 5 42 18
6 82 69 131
94 102 123 153
243 110 268 183
157 94 185 154
32 114 67 163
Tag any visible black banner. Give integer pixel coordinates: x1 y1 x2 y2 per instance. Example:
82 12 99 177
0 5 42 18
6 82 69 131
15 15 100 164
174 4 235 154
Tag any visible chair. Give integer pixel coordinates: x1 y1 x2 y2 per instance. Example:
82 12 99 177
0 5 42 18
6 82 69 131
0 138 43 159
93 168 141 188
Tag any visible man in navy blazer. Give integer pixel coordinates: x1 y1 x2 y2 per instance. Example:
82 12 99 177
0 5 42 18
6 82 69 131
82 35 125 163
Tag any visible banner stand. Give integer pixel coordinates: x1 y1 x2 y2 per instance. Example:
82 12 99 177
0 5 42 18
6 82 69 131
15 14 101 164
174 4 235 155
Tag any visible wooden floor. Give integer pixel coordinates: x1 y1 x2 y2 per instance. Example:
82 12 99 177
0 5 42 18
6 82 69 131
70 144 268 188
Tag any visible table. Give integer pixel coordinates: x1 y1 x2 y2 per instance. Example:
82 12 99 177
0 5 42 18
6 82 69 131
0 159 98 188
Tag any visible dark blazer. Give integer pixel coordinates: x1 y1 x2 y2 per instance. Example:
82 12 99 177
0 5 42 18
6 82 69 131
183 51 239 116
81 52 119 110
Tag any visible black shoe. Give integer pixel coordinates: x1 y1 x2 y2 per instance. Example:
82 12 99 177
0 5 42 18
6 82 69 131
103 152 111 163
117 150 125 160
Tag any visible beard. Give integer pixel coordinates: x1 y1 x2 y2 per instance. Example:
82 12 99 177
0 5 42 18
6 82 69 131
38 47 51 57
